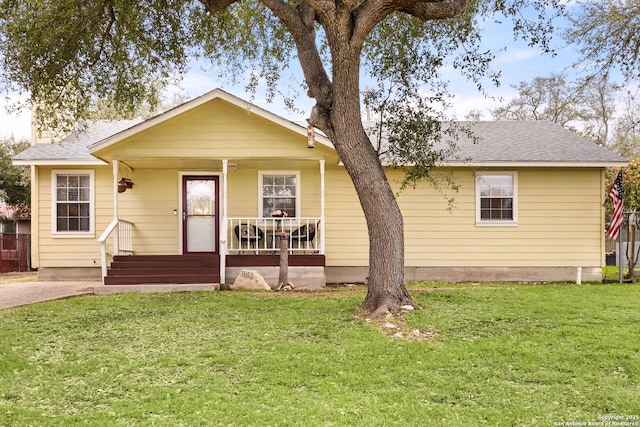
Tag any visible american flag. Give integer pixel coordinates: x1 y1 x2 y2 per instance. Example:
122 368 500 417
608 171 624 240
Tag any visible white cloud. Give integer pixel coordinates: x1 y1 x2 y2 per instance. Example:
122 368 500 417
0 98 30 140
494 49 540 65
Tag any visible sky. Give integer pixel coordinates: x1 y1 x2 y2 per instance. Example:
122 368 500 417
0 5 587 141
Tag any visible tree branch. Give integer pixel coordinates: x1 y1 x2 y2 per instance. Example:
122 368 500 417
199 0 334 133
260 0 334 134
397 0 469 19
353 0 469 46
88 2 117 68
199 0 239 14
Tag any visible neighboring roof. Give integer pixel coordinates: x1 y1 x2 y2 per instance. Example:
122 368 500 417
12 120 140 166
0 203 30 221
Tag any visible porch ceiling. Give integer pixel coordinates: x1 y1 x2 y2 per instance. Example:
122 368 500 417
114 158 222 170
114 157 328 170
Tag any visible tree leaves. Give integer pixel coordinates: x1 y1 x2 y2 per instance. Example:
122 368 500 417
1 0 195 134
566 0 640 81
0 137 30 206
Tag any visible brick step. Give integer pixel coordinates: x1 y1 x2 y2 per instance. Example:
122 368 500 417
104 273 219 285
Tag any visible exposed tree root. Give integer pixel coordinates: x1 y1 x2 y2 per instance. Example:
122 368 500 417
362 295 416 320
356 304 435 342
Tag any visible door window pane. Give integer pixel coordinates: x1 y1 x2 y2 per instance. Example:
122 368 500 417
187 180 215 215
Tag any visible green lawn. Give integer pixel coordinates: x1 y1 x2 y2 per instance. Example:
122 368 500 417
0 272 37 285
1 283 639 426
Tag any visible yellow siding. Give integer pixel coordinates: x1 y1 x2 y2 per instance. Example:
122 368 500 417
37 166 114 267
116 169 180 254
324 166 605 268
324 167 368 266
34 160 606 271
98 99 329 162
227 164 322 218
227 169 259 217
36 163 326 267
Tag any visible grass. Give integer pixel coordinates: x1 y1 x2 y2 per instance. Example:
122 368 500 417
0 272 37 284
0 283 639 426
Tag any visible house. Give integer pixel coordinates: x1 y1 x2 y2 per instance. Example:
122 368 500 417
13 88 627 286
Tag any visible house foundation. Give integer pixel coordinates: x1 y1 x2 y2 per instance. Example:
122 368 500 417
326 266 602 284
38 267 102 281
225 266 326 289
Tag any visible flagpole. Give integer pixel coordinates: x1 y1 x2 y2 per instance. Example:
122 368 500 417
618 213 624 283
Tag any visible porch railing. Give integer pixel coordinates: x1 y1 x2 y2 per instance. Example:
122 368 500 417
98 219 134 283
226 217 322 254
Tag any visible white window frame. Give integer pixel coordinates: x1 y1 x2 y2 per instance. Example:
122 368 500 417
51 169 95 238
475 171 518 227
258 171 301 218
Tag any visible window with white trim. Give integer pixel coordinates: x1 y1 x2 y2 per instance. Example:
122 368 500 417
259 172 300 217
52 170 95 236
476 172 518 226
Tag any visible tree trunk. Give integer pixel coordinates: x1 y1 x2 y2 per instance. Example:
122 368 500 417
328 42 414 316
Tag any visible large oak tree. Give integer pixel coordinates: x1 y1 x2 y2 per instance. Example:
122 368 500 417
0 0 563 315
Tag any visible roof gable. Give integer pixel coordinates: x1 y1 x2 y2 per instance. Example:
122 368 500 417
89 88 334 155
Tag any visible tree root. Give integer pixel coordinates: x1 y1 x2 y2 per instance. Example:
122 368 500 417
364 296 417 321
359 303 434 342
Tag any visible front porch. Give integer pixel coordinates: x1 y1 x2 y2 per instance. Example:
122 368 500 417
99 217 326 287
95 131 329 287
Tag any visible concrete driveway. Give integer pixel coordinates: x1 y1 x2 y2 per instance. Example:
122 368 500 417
0 280 97 310
0 274 219 310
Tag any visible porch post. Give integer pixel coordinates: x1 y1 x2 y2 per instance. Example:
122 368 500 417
221 159 228 285
319 159 325 255
113 160 119 256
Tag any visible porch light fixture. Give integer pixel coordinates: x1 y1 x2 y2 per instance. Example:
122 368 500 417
307 122 315 149
118 177 134 193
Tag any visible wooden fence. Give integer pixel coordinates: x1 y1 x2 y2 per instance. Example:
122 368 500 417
0 233 31 273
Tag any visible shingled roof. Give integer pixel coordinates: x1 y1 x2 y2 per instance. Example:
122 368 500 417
12 120 140 165
442 121 627 166
13 115 626 168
